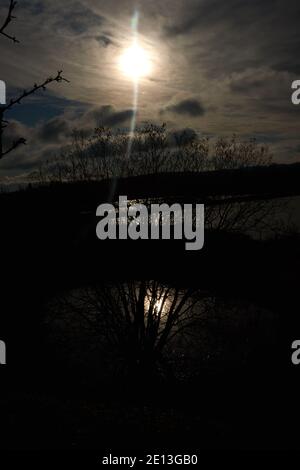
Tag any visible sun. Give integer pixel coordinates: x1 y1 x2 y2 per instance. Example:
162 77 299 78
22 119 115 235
119 43 151 80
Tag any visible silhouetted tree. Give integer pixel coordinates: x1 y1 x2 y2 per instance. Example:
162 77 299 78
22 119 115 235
37 124 287 236
49 281 212 379
211 135 272 170
38 125 274 182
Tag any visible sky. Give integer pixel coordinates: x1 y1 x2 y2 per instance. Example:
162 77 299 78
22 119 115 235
0 0 300 179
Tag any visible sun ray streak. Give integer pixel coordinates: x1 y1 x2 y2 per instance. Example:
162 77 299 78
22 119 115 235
109 10 141 201
125 10 140 161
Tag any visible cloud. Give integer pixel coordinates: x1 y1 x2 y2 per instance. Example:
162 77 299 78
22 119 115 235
37 116 72 143
163 0 275 36
163 0 300 78
1 0 300 176
86 105 134 127
163 99 206 117
22 0 45 16
0 102 137 177
96 35 115 48
42 1 106 35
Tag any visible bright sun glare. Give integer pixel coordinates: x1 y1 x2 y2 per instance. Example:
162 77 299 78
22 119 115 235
119 43 151 80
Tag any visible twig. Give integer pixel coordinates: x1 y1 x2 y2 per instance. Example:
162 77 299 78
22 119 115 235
1 137 26 157
3 71 70 112
0 0 19 43
0 72 69 159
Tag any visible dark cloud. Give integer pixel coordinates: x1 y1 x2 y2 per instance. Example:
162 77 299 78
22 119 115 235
37 116 72 143
105 109 134 126
0 103 137 176
55 2 105 34
164 0 277 37
1 0 300 177
96 35 115 48
164 99 206 117
88 105 134 127
163 0 300 77
168 128 198 146
22 1 45 16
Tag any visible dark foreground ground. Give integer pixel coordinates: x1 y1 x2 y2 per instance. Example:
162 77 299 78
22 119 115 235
0 173 300 451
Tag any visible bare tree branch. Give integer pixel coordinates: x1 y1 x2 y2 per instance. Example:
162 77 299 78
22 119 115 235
2 71 70 113
0 71 69 159
0 3 70 163
1 136 26 157
0 0 19 43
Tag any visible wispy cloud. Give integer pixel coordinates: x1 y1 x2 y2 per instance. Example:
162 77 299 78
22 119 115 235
0 0 300 177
